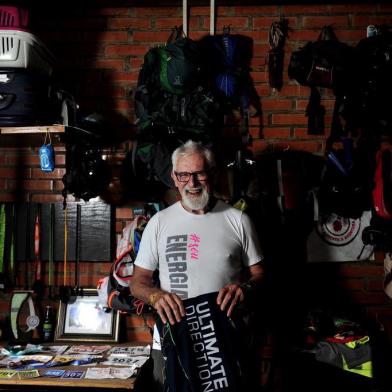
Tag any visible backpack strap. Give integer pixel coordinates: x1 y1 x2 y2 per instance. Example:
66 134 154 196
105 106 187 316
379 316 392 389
167 26 183 44
306 86 325 135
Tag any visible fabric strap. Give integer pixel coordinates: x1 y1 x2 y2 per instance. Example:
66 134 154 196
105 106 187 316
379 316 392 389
0 204 5 276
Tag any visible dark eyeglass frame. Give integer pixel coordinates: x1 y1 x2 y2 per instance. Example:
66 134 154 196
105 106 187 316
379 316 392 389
174 170 212 183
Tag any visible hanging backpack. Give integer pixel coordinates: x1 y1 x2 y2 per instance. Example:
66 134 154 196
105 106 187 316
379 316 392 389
131 27 221 198
318 141 374 219
288 25 354 135
357 28 392 134
97 215 148 314
61 115 111 205
134 26 220 141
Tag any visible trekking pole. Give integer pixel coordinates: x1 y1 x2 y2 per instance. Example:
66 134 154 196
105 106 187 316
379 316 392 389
32 203 44 296
48 203 54 299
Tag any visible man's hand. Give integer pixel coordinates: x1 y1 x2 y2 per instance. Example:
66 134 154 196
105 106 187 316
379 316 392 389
152 291 185 325
217 284 245 317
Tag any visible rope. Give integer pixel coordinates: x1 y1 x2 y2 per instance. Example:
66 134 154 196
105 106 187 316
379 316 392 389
182 0 187 36
210 0 215 35
268 19 288 50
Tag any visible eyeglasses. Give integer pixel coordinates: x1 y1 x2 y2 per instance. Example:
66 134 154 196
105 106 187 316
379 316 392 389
174 170 211 183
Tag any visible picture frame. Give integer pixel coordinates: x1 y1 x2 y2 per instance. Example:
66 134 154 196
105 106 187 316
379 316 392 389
54 288 120 343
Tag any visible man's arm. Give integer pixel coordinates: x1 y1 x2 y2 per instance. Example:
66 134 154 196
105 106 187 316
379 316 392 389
130 265 185 325
217 262 264 317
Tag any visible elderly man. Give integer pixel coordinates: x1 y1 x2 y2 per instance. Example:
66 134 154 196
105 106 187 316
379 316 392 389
131 140 264 390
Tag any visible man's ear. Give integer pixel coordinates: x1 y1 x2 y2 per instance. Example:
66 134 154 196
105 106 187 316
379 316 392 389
171 171 177 184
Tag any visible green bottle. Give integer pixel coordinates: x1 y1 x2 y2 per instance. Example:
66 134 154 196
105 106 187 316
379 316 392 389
42 305 54 342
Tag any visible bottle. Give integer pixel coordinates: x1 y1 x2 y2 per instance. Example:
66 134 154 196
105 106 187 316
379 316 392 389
42 305 54 342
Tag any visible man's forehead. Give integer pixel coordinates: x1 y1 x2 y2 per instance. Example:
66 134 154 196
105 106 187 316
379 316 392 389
176 153 207 169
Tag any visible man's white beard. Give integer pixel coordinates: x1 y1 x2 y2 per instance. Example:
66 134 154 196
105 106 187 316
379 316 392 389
181 185 210 211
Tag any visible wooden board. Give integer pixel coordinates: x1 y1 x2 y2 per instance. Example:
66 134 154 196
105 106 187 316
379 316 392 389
15 201 113 263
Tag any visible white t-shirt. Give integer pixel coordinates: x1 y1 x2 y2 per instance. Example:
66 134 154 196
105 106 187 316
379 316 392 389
135 200 263 299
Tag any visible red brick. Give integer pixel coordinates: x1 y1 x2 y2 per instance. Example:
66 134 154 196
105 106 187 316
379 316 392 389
106 45 148 57
302 15 350 28
272 141 322 153
6 154 40 166
348 292 390 305
0 167 31 178
332 4 379 13
338 278 365 291
263 127 292 139
30 194 65 203
85 31 128 43
7 180 52 191
0 193 28 202
285 5 331 14
294 127 328 140
107 18 151 30
272 113 308 126
92 59 125 70
234 6 279 15
208 17 249 30
340 264 385 278
32 168 65 179
155 18 198 30
367 279 384 291
262 100 293 111
353 14 392 27
133 7 179 17
133 31 169 43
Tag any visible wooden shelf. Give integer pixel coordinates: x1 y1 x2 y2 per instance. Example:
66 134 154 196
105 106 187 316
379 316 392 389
0 125 65 135
0 125 65 147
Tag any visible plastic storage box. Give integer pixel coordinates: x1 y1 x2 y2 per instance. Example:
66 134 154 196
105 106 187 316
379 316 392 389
0 6 29 30
0 29 55 76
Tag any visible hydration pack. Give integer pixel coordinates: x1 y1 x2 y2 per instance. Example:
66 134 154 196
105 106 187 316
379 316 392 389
97 215 148 314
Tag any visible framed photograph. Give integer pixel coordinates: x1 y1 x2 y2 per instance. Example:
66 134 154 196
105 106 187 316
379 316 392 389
54 288 120 342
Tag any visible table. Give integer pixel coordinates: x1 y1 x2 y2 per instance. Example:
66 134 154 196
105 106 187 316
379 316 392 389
0 365 135 390
0 342 148 391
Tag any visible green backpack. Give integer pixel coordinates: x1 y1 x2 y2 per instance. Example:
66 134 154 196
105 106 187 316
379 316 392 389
134 26 220 139
130 27 221 197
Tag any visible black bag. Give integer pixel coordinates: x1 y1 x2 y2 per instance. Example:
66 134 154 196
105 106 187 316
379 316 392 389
318 145 373 219
131 27 221 198
288 26 355 136
353 28 392 133
134 27 220 138
288 25 354 93
62 127 111 203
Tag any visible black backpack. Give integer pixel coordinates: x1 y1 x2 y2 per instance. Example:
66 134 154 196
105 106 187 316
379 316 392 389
288 25 354 135
62 126 111 204
351 28 392 134
318 144 374 219
129 27 221 198
134 26 220 140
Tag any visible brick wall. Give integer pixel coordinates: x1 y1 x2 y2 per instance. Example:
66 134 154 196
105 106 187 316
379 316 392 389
1 1 392 385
